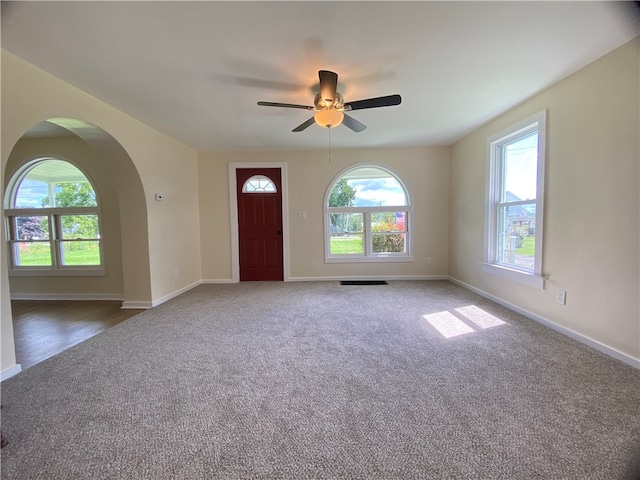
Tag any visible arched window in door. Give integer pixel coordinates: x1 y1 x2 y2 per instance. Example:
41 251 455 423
242 175 277 193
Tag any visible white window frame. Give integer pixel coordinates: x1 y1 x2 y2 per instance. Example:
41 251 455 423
483 110 546 289
4 158 104 277
324 164 413 263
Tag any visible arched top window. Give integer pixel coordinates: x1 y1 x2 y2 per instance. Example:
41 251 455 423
242 175 277 193
9 158 97 209
5 158 103 273
327 166 408 208
325 165 412 262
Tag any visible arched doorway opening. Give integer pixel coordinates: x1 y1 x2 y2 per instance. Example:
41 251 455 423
2 118 151 375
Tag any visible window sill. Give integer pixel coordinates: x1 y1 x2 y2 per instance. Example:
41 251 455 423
481 262 544 289
9 268 105 277
326 255 413 264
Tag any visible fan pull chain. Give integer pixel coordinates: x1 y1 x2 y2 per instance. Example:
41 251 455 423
328 126 332 163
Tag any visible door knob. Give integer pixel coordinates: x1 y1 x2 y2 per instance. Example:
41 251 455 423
276 230 282 235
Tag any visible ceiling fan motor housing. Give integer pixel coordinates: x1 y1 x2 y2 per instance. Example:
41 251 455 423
314 93 345 111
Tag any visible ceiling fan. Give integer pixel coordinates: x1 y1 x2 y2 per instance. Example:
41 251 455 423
257 70 401 133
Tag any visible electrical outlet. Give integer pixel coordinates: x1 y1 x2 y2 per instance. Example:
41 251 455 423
556 290 566 305
297 211 306 219
426 257 432 265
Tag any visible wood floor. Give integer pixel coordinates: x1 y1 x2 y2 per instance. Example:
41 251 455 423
11 300 144 370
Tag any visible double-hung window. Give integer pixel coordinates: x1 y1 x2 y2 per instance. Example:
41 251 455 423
484 110 546 288
4 158 103 275
325 165 412 262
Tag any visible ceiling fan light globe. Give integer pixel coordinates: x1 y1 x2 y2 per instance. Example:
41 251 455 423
314 109 344 128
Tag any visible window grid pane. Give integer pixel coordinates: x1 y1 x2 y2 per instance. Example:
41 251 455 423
59 240 102 265
329 213 364 255
372 232 406 253
371 211 407 254
496 202 536 270
14 215 50 240
329 213 363 235
330 234 364 255
60 214 100 239
13 241 53 266
52 181 97 207
371 212 407 233
502 132 538 203
14 179 48 209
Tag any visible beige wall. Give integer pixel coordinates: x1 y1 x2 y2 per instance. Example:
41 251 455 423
1 50 201 376
199 146 450 281
1 176 18 375
449 37 640 361
1 50 201 303
5 136 125 298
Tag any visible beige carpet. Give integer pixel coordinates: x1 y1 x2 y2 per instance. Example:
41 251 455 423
1 281 639 479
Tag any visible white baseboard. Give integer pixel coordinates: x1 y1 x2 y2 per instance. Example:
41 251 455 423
448 276 640 369
1 364 22 381
200 278 237 284
10 282 206 310
121 280 204 309
121 300 153 309
11 292 123 301
150 280 202 308
288 275 449 282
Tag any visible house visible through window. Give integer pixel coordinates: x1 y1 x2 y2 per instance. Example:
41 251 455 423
484 110 546 288
4 158 103 274
325 165 412 262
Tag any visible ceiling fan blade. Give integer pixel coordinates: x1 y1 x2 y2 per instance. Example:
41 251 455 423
257 101 314 110
319 70 338 102
342 114 367 133
292 117 316 132
345 94 402 111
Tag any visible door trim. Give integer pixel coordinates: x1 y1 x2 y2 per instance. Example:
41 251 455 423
228 162 289 282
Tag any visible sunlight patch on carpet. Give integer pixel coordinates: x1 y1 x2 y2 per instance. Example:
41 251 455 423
455 305 506 329
422 311 474 338
423 305 507 338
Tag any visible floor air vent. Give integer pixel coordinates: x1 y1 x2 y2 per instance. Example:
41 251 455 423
340 280 388 286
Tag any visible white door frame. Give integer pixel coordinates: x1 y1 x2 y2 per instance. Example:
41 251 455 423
228 162 290 282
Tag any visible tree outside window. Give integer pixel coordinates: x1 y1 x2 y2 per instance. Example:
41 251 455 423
325 165 411 261
5 158 103 271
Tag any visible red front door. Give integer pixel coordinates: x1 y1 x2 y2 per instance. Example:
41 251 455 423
236 168 284 281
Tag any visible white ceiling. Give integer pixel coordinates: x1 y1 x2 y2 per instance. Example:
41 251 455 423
2 1 638 152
